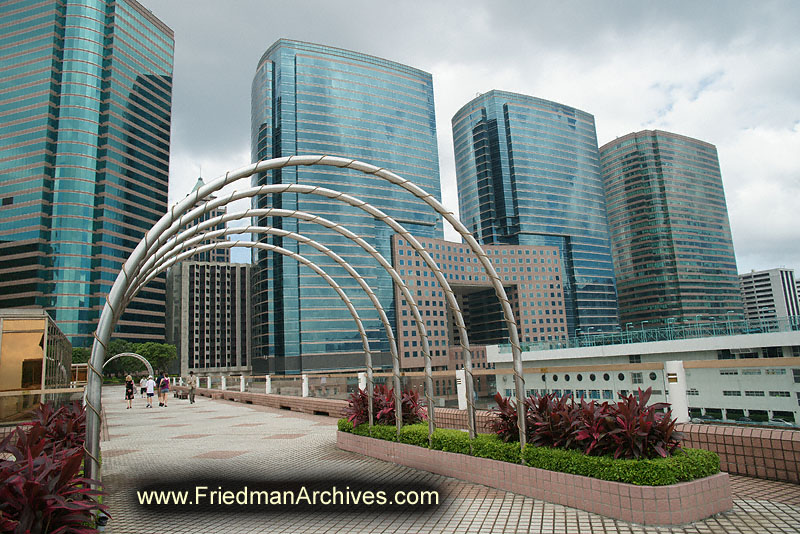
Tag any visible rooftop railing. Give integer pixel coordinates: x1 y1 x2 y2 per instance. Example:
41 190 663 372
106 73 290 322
499 315 800 353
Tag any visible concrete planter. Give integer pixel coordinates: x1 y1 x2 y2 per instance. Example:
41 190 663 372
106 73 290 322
337 431 732 525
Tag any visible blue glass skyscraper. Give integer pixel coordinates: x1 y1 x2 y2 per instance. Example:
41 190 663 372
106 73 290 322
251 39 442 374
0 0 173 347
452 91 619 335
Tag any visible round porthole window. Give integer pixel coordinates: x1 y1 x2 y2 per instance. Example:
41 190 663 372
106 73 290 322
577 374 583 381
564 374 570 382
649 372 657 381
552 375 558 382
603 373 610 381
589 373 596 381
618 373 625 381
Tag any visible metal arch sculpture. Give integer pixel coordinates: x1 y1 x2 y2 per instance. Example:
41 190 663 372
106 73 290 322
123 184 483 437
124 217 438 440
126 230 407 433
101 352 154 378
87 155 526 484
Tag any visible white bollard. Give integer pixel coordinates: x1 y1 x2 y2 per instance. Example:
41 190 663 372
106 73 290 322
455 369 467 411
301 374 309 397
240 376 246 392
664 360 690 423
221 376 227 391
206 376 212 389
358 372 367 391
265 375 272 394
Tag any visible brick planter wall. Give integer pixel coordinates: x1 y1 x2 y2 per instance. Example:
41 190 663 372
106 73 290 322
337 431 732 525
175 386 799 483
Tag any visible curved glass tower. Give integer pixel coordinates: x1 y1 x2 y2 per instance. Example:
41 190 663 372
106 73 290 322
251 39 442 374
599 130 742 326
452 91 619 335
0 0 173 347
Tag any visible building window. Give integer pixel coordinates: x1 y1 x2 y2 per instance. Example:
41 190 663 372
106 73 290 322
765 369 786 375
741 369 762 375
719 369 738 375
722 391 741 396
628 355 641 364
745 391 765 397
602 390 613 400
769 391 790 398
631 372 643 384
687 388 699 396
793 368 800 383
589 390 600 399
649 372 658 381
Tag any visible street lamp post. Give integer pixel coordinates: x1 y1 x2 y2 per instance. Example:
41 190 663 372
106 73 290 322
666 317 676 340
625 322 633 344
640 320 649 342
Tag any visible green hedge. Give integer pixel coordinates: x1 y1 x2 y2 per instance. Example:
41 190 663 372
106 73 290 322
522 446 719 486
398 423 429 447
471 433 521 464
338 419 720 486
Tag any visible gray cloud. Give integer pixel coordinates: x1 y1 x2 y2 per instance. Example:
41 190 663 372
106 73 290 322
147 1 800 272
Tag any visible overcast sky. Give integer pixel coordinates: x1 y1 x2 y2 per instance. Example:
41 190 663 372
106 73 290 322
147 1 800 272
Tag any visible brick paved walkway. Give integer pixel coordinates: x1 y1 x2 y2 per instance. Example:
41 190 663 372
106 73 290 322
100 386 800 533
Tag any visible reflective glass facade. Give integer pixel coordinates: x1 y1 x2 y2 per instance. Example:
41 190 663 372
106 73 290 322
0 0 173 347
251 39 442 374
452 91 619 336
599 130 742 326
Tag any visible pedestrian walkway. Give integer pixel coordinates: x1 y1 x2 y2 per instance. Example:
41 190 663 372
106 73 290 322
100 386 800 534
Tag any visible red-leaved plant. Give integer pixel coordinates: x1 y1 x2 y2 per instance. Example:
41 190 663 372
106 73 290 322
607 388 683 459
489 392 522 442
345 385 427 426
526 393 581 450
0 403 108 533
490 387 683 460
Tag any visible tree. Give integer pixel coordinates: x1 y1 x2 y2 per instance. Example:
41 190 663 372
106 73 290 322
72 348 90 364
133 342 177 374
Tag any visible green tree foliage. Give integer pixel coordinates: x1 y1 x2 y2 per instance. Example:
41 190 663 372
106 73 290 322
71 348 90 364
98 339 177 377
134 342 177 373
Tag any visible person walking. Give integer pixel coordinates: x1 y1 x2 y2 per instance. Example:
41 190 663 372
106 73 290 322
145 375 156 408
139 376 146 398
187 370 197 404
159 372 170 407
124 375 135 409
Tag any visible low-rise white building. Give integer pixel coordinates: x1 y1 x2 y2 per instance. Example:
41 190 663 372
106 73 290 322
487 329 800 425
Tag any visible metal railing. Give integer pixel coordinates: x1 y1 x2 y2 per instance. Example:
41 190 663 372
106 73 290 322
500 316 800 353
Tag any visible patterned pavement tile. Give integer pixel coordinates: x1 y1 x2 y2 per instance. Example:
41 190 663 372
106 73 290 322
99 386 800 534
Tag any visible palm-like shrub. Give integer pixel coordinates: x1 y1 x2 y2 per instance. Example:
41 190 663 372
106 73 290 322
0 403 107 533
490 387 683 459
345 385 427 426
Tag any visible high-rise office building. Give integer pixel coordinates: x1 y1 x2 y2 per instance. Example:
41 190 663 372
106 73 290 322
0 0 173 347
599 130 742 326
166 262 251 376
251 39 442 374
739 268 799 324
183 177 230 264
452 91 619 336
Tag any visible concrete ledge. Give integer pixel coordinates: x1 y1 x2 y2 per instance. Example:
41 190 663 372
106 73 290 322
337 431 732 526
176 387 348 418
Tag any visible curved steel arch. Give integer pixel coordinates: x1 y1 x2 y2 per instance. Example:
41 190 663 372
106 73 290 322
87 156 525 483
126 218 438 439
102 352 154 378
126 228 408 433
125 185 481 436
